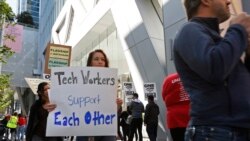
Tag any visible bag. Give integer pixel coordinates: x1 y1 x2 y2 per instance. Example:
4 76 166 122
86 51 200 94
126 115 133 125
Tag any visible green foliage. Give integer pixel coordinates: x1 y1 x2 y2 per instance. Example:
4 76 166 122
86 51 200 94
0 45 14 63
0 0 16 112
0 0 15 26
0 0 15 64
0 74 14 112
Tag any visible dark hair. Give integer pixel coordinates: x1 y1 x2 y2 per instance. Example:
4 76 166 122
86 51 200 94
133 93 138 98
184 0 201 20
37 82 49 101
37 82 49 94
86 49 109 67
147 95 154 101
13 112 18 116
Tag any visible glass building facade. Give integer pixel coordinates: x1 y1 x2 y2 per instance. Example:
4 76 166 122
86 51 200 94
27 0 39 28
18 0 40 28
38 0 67 75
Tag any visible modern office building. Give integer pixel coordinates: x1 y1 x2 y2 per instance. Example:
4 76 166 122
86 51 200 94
38 0 249 140
50 0 165 140
0 0 67 115
1 25 39 115
36 0 67 75
17 0 40 28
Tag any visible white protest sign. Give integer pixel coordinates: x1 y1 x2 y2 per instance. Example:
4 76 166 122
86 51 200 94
46 66 118 136
144 82 157 100
123 82 135 96
122 82 135 102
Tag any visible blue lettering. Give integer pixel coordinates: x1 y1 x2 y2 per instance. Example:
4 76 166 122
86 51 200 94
85 111 116 126
53 111 79 126
63 117 67 126
67 95 101 108
102 114 115 125
68 117 73 126
68 95 73 106
93 111 105 125
85 111 91 124
54 111 61 125
72 112 80 126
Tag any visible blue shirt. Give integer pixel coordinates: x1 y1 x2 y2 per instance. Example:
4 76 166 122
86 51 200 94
173 17 250 128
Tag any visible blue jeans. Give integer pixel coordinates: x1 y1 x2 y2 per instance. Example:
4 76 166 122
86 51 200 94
17 125 26 140
185 126 250 141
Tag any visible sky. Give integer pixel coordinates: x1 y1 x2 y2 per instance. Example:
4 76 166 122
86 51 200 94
6 0 18 15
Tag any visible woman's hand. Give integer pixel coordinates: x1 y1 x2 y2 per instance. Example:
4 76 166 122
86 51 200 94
116 98 123 107
43 103 57 112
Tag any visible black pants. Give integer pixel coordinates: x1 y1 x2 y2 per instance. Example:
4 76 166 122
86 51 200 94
146 124 158 141
170 127 186 141
128 118 143 141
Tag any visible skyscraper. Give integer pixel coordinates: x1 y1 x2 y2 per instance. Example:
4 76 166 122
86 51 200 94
18 0 40 28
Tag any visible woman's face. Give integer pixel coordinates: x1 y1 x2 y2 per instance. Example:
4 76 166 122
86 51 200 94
42 84 50 99
90 52 106 67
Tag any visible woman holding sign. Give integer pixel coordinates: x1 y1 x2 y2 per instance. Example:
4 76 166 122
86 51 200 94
76 49 123 141
26 82 63 141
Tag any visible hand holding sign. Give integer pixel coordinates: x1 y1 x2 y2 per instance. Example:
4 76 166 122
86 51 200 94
116 98 123 107
43 103 57 112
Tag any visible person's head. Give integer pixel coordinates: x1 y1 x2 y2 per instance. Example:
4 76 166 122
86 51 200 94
184 0 231 23
13 112 18 116
132 93 139 99
87 49 109 67
37 82 50 102
147 95 154 102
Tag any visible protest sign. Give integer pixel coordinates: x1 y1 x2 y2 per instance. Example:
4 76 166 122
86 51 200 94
122 82 135 102
144 82 157 100
46 66 118 136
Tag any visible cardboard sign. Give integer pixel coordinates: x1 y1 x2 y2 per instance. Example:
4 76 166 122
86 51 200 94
44 43 71 74
46 66 118 136
122 82 135 96
144 82 157 100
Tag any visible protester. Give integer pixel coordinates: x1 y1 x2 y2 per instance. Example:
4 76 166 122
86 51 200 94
144 95 159 141
174 0 250 140
120 110 130 141
128 93 144 141
17 113 27 141
7 112 18 141
1 114 10 140
76 49 122 141
26 82 63 141
162 73 190 141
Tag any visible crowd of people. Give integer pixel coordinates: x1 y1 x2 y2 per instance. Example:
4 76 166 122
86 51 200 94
4 0 250 140
22 49 160 141
0 112 27 141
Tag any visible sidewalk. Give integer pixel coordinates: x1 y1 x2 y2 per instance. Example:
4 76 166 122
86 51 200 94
64 126 149 141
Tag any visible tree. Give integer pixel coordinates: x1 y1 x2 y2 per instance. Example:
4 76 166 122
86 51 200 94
0 0 15 63
0 0 16 113
0 74 14 113
0 0 15 25
16 11 34 26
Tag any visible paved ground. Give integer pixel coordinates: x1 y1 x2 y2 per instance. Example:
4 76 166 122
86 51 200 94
64 126 149 141
1 126 149 141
